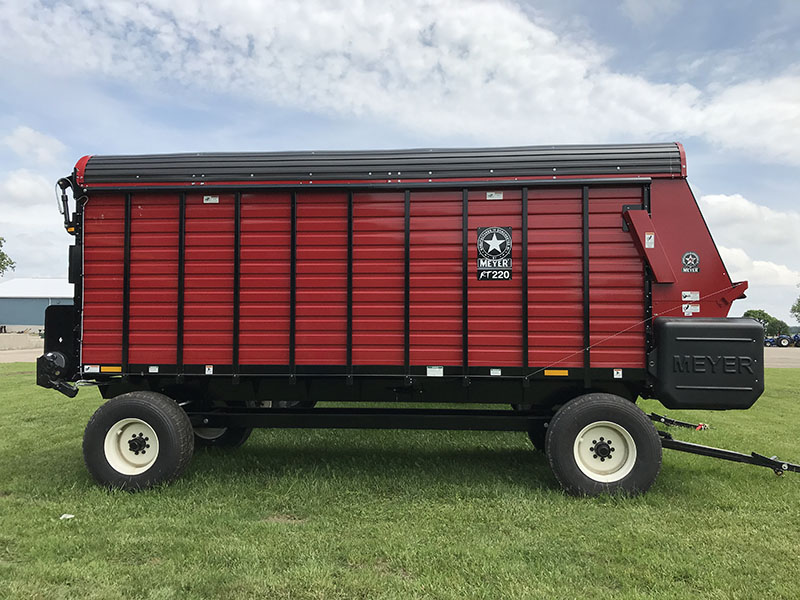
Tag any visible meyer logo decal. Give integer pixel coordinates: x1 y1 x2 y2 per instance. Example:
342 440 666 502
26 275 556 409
681 251 700 273
672 355 754 374
477 226 512 280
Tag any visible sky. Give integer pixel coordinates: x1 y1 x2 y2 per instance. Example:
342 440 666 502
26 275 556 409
0 0 798 323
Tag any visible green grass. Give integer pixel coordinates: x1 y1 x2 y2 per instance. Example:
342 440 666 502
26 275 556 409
1 363 799 599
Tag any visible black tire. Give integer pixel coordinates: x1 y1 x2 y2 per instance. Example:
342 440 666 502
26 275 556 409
83 391 194 490
795 341 800 348
545 393 661 496
194 426 253 448
779 337 790 347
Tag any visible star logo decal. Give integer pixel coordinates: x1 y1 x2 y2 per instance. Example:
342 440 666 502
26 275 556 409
484 233 506 254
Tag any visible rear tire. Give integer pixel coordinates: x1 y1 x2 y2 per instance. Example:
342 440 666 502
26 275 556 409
194 426 252 448
779 337 790 347
545 393 661 496
527 422 547 451
83 391 194 490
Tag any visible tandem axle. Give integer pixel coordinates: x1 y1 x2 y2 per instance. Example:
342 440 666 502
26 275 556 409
186 405 800 478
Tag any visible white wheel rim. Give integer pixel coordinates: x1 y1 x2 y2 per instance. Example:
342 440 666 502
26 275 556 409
103 418 160 475
573 420 637 483
194 427 228 440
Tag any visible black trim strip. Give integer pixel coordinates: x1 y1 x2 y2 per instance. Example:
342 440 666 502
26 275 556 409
462 188 469 382
644 184 654 353
521 187 529 369
404 189 411 377
120 364 647 381
121 192 132 371
346 191 354 382
83 177 654 193
176 192 186 373
582 185 591 388
290 191 297 378
232 191 241 377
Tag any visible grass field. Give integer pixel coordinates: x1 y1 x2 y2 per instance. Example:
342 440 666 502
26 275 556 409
1 363 799 599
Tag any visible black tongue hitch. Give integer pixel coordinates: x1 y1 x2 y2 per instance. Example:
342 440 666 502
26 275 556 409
658 430 800 476
36 352 78 398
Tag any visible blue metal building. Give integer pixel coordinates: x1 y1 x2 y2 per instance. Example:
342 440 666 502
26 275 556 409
0 278 73 327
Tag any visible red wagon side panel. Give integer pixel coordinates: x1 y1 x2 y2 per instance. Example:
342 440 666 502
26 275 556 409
352 192 405 365
128 194 179 365
589 187 646 368
468 189 523 367
409 191 463 366
183 193 235 365
239 191 291 365
527 188 584 368
295 192 348 365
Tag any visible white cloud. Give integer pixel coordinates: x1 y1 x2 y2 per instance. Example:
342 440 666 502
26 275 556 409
2 126 66 166
0 168 68 278
717 246 800 323
699 193 800 266
0 0 797 164
718 246 800 288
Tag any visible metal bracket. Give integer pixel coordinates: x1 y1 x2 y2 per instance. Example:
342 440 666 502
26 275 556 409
621 204 642 231
650 412 708 431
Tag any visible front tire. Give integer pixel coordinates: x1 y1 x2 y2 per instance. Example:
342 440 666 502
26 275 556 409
83 391 194 490
545 393 661 496
779 337 790 347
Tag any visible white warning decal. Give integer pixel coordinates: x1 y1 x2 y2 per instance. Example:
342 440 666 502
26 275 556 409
645 232 655 249
682 303 700 316
681 291 700 302
486 191 503 200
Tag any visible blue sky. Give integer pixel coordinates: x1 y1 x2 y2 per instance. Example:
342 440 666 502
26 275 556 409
1 0 798 322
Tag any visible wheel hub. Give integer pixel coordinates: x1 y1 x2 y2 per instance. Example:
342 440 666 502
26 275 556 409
589 437 615 462
573 421 636 483
103 418 160 475
127 432 151 455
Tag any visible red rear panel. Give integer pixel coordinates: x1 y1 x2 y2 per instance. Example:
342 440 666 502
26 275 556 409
82 194 124 364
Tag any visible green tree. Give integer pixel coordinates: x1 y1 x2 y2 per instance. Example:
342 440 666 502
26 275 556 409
0 237 15 277
791 293 800 324
743 309 790 336
743 309 775 329
770 319 790 336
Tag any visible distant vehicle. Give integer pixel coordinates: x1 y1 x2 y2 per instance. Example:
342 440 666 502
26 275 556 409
766 334 794 347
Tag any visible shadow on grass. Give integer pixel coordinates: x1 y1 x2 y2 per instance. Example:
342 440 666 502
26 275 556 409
189 439 556 492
